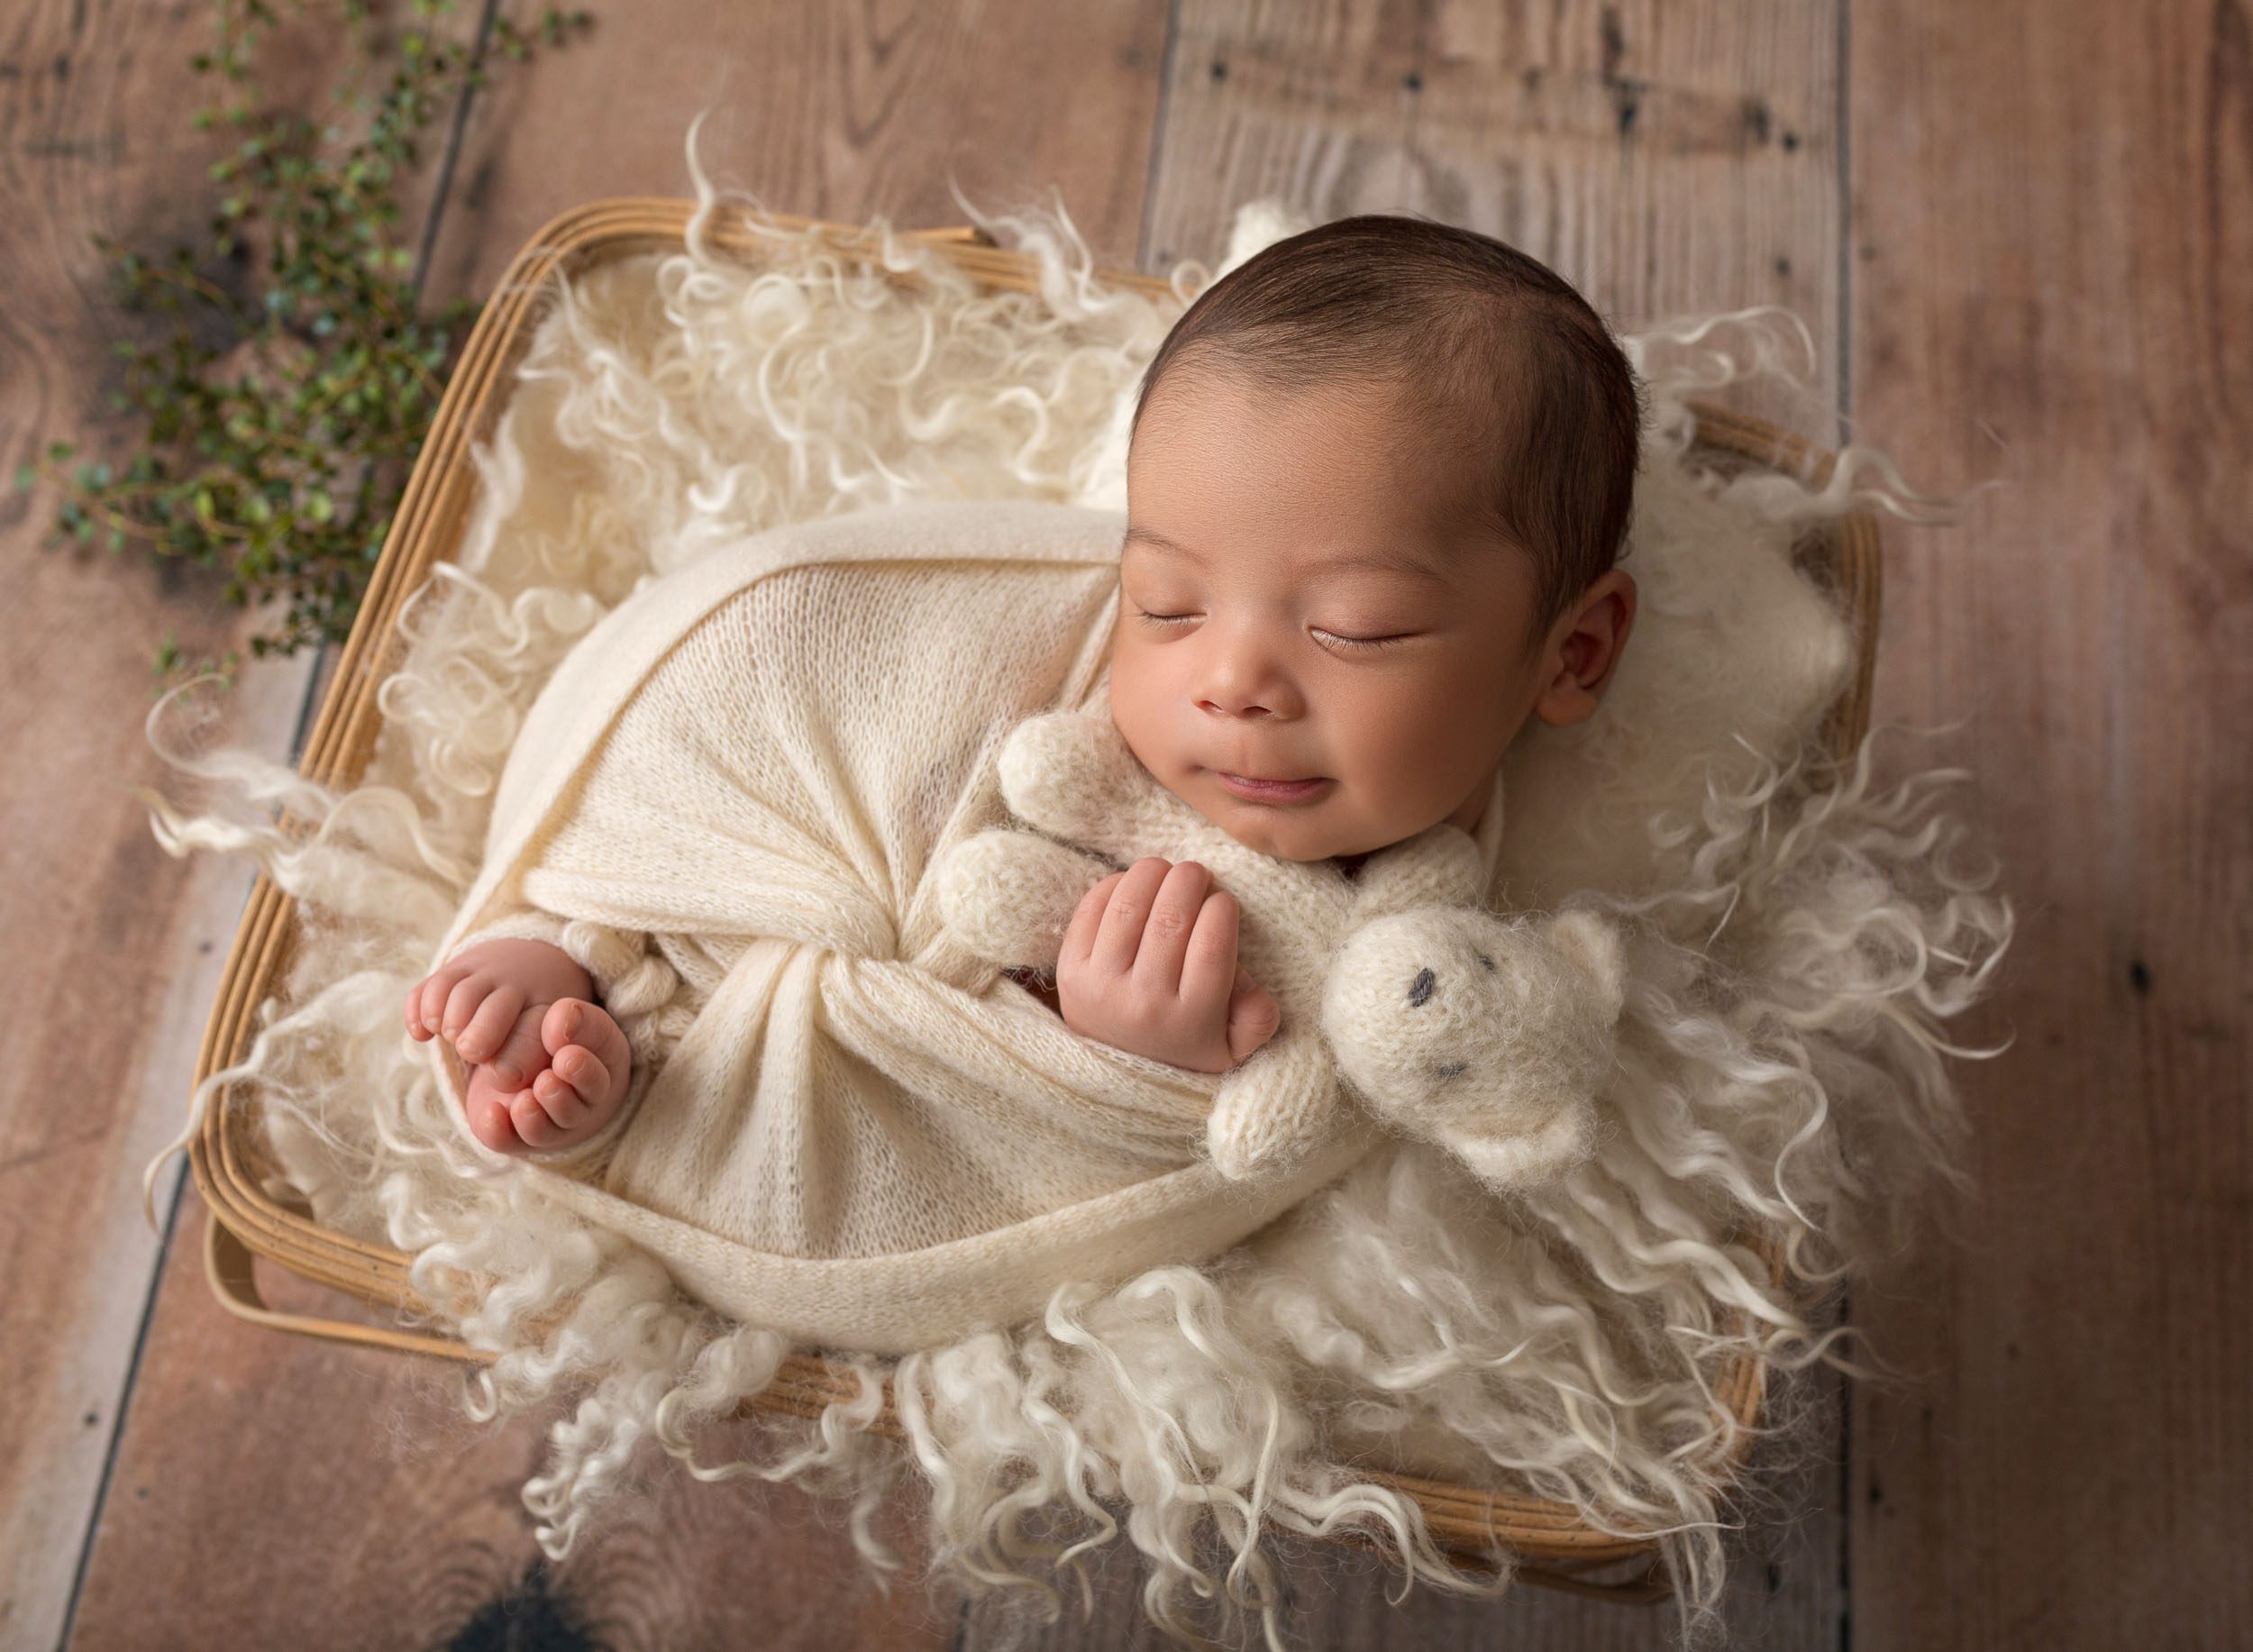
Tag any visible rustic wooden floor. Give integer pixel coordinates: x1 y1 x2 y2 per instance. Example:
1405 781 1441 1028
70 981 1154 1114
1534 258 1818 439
3 2 2244 1647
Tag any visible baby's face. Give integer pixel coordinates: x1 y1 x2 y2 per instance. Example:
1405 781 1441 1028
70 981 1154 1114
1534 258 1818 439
1110 371 1558 864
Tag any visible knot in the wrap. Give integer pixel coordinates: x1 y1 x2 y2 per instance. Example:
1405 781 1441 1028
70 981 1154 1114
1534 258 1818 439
561 918 681 1018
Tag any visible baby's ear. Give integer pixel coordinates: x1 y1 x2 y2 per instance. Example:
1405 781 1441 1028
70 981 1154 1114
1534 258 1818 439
1546 908 1628 1024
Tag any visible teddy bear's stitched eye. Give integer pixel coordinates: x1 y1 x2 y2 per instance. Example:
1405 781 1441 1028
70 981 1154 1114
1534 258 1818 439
1408 967 1437 1007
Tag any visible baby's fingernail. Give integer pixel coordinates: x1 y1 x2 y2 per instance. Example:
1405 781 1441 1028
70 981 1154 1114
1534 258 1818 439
491 1062 518 1085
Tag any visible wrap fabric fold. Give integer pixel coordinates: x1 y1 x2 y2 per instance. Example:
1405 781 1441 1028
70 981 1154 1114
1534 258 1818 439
424 498 1378 1355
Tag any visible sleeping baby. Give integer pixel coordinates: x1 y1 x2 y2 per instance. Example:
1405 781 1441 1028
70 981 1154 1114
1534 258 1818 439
406 212 1644 1160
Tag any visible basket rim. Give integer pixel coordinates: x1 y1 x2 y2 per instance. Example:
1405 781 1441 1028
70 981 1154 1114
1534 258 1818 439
187 195 1881 1588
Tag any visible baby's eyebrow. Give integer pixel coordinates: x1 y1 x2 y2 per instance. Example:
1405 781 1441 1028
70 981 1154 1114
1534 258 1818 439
1120 524 1451 584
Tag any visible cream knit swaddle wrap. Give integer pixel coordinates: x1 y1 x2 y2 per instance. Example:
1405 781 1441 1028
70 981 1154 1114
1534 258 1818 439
424 498 1380 1355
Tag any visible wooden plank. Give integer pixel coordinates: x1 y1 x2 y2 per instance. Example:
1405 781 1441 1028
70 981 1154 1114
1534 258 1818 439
68 3 1171 1647
66 1184 959 1652
418 0 1174 297
0 0 492 1637
971 3 1849 1644
1138 0 1845 425
1846 2 2252 1647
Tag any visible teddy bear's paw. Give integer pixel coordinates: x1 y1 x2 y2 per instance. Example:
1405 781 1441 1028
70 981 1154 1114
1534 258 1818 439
1348 822 1488 916
1322 906 1621 1144
932 827 1108 969
996 711 1148 844
1432 1093 1598 1193
1204 1028 1346 1181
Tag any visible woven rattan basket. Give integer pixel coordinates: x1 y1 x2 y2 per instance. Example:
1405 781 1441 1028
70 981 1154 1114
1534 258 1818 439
187 197 1879 1608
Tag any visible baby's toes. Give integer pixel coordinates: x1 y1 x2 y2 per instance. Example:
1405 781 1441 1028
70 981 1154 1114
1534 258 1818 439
507 1087 569 1149
553 1045 615 1109
533 1063 602 1132
453 983 525 1065
543 998 627 1074
484 1009 550 1091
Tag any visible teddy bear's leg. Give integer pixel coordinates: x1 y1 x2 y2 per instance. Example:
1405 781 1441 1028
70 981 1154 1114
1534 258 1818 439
932 827 1110 970
1203 1023 1347 1181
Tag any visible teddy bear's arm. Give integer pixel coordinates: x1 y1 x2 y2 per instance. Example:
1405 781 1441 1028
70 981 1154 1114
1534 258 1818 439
933 826 1112 971
1204 1019 1350 1181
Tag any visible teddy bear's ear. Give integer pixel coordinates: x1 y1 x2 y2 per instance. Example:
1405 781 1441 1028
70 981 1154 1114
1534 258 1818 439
1546 908 1628 1025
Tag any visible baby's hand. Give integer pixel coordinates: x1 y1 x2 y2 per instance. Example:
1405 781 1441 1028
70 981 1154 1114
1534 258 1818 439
404 938 633 1155
1055 857 1281 1074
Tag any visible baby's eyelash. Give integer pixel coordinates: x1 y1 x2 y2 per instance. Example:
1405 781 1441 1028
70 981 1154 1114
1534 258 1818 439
1130 609 1411 653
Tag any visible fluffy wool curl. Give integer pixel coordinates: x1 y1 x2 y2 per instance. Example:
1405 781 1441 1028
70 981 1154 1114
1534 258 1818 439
137 115 2014 1650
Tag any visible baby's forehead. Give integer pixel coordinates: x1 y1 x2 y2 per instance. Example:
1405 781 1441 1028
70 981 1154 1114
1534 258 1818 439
1133 377 1531 516
1146 355 1535 460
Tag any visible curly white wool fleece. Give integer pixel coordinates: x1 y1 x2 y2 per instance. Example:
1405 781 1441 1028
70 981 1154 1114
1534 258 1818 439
138 117 2013 1652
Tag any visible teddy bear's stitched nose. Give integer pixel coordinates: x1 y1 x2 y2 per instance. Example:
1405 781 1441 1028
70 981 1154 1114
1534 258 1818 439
1409 967 1437 1006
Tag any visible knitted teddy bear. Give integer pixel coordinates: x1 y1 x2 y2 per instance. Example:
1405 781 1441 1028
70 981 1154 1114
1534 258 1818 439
933 706 1630 1194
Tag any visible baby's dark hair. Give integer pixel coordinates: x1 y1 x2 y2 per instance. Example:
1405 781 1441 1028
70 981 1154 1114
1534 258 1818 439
1128 213 1647 648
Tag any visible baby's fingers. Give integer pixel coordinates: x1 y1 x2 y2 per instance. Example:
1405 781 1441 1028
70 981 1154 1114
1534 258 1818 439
1175 885 1239 1009
1058 870 1128 976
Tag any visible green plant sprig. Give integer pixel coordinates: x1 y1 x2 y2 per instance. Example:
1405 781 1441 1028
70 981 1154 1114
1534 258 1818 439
14 0 593 695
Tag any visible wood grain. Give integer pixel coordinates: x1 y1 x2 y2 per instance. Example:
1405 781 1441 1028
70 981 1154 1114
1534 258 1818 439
418 0 1173 300
1139 0 1844 428
67 1184 959 1652
0 0 467 1639
1846 2 2252 1647
963 3 1849 1643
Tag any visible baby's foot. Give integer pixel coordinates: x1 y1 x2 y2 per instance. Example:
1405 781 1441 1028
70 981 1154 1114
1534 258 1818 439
458 998 633 1156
